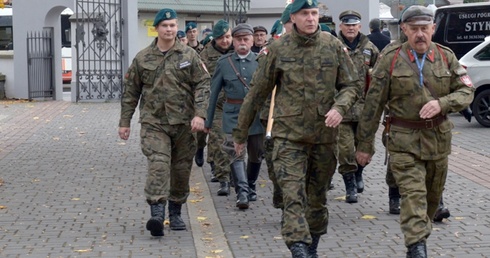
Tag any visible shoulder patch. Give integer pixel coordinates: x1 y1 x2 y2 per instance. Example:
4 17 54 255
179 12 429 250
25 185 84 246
259 47 269 56
460 75 473 87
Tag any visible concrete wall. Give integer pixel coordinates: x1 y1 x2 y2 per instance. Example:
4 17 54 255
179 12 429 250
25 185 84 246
11 0 137 101
0 51 14 98
13 0 74 100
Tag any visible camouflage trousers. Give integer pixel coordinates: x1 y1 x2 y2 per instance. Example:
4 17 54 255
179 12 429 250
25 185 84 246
336 122 359 175
208 110 231 182
389 152 448 247
261 119 282 208
140 123 196 205
273 138 336 246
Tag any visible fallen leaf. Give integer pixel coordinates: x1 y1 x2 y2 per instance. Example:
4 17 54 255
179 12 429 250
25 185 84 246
31 178 40 183
0 206 7 209
71 198 80 201
53 137 60 141
197 217 207 221
335 196 346 201
454 217 464 220
189 199 202 203
63 115 74 118
74 249 92 253
201 237 213 241
117 142 126 145
361 215 376 220
33 117 39 120
164 219 170 225
211 250 223 254
240 235 249 239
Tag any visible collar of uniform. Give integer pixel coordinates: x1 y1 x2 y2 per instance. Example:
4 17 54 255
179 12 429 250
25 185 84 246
403 42 437 63
150 37 185 54
291 24 321 45
232 51 254 61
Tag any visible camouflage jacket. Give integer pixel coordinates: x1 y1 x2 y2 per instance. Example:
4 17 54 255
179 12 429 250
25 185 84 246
232 26 359 144
119 38 210 127
338 33 379 122
189 41 205 54
356 42 475 160
206 51 264 135
200 41 233 110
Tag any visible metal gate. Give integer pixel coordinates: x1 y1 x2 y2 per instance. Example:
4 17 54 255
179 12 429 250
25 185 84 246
75 0 123 101
27 28 54 99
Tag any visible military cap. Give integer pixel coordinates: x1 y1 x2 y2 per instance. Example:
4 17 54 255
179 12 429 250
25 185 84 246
401 5 434 25
153 8 178 26
290 0 318 14
177 30 186 39
202 28 212 35
280 4 292 25
232 23 254 37
369 18 381 30
320 23 331 32
201 34 213 46
339 10 361 25
213 19 230 38
186 22 197 33
270 20 283 35
253 25 268 34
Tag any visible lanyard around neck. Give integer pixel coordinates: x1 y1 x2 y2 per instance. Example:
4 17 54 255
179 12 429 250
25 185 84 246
411 49 427 88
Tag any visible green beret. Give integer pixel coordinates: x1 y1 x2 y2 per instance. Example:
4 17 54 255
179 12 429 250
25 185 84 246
201 34 213 46
339 10 361 25
213 19 230 39
270 20 283 35
320 23 331 32
280 4 292 25
177 30 186 39
290 0 318 14
401 5 434 25
186 22 197 33
153 8 177 26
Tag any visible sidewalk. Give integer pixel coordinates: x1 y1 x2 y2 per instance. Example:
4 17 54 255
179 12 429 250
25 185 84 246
0 100 489 257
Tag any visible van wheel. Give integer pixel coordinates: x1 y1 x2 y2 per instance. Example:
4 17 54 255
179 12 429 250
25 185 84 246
473 89 490 127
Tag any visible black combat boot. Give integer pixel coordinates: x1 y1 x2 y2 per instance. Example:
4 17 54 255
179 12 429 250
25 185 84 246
217 181 230 196
231 160 249 209
289 242 308 258
146 203 165 236
433 196 450 222
210 162 218 182
342 172 358 203
168 201 186 230
247 161 262 201
307 234 321 258
389 187 401 215
406 241 427 258
195 148 204 167
355 165 365 193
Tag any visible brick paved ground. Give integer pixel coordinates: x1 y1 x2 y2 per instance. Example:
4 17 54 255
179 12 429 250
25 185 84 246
0 100 489 258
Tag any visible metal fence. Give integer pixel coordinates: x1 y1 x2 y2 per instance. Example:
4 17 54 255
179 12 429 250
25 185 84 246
27 28 54 99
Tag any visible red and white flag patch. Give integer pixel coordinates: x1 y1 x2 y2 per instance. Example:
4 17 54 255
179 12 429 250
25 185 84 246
259 47 269 56
460 75 473 87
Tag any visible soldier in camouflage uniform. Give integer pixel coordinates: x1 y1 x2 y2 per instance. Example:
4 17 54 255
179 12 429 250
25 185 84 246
200 20 234 194
336 10 379 203
356 6 474 257
233 0 358 256
206 23 264 209
118 8 210 237
186 21 207 167
258 3 293 210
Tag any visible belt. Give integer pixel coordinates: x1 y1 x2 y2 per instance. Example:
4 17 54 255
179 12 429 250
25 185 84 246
225 98 243 104
390 115 447 129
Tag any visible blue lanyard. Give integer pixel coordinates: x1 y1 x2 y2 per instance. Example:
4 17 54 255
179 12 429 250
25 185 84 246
412 50 427 88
